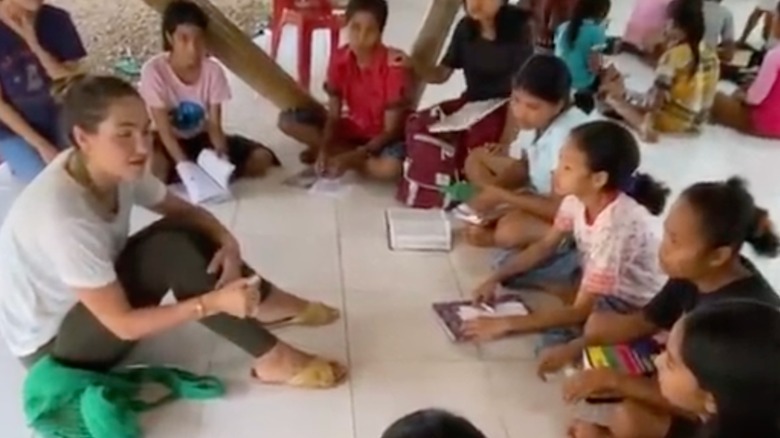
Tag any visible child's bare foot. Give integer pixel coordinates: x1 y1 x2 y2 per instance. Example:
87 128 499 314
463 224 496 247
299 148 317 165
640 119 659 143
252 342 347 388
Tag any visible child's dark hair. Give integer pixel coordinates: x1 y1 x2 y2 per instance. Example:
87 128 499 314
59 75 141 146
381 409 486 438
162 0 209 51
682 301 780 438
569 121 669 215
345 0 389 32
564 0 611 48
681 177 779 257
512 54 572 104
667 0 705 76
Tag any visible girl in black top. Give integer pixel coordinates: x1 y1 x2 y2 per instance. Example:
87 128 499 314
414 0 534 149
658 301 780 438
382 409 486 438
552 177 779 438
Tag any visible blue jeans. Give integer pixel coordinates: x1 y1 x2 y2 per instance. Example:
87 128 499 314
0 136 47 183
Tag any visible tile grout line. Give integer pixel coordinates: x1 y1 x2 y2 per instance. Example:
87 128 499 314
334 199 359 438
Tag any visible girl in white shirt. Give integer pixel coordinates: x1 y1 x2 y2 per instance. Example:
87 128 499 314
0 76 345 389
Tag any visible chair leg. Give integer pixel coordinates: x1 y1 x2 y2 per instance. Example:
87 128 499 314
298 25 313 90
271 22 283 59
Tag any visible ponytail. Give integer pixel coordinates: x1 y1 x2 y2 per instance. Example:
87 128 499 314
682 177 780 258
570 120 670 215
625 173 669 216
564 0 611 48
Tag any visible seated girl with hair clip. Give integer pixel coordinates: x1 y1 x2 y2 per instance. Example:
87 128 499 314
462 121 669 352
551 177 780 438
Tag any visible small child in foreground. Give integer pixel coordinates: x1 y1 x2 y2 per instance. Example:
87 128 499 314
382 409 486 438
277 0 411 181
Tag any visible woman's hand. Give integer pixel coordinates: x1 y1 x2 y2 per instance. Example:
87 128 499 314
462 316 513 342
562 369 620 404
472 278 499 304
203 276 260 319
207 243 243 288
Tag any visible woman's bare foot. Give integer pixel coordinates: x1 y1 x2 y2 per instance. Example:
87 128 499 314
252 342 347 387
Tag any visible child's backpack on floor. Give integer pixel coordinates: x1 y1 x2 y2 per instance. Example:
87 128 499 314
396 110 462 209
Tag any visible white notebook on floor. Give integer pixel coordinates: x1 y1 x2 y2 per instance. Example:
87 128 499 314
174 149 235 205
428 98 508 133
385 208 452 252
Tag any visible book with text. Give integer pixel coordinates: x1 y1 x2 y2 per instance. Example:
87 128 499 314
386 208 452 252
174 149 235 205
432 295 529 342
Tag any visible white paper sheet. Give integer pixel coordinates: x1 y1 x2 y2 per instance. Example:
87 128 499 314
456 302 529 321
308 176 351 198
175 158 232 205
428 98 508 133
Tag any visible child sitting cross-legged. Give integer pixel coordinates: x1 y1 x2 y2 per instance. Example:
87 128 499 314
462 121 669 350
277 0 411 181
140 0 279 183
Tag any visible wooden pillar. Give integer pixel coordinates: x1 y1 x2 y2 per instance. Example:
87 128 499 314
408 0 462 108
139 0 322 112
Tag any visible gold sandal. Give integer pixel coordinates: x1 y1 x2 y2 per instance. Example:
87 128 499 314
265 302 340 329
252 358 347 389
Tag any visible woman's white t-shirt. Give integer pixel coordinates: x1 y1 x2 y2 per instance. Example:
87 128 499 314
0 151 166 356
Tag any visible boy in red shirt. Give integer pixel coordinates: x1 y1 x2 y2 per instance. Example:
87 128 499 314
277 0 411 181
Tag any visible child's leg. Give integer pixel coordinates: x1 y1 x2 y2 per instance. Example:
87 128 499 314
0 136 47 183
364 141 405 181
492 208 551 249
604 95 657 143
710 92 754 133
277 108 327 164
225 135 281 179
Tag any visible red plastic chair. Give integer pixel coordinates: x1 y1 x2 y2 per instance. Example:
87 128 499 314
270 0 344 91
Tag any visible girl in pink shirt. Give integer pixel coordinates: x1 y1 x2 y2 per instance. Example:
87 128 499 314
139 1 279 182
463 121 669 345
711 6 780 139
622 0 673 59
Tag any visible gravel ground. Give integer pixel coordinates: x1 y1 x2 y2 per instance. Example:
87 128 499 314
50 0 271 74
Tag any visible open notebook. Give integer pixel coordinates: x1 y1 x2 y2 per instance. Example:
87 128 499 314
432 295 529 342
174 149 235 204
428 98 508 133
385 208 452 251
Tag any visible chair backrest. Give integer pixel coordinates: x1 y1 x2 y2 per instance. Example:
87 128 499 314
272 0 335 26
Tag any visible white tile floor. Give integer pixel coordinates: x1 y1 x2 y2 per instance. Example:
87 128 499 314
1 0 779 436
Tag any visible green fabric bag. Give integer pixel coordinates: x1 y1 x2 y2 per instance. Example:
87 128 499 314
439 181 476 204
24 356 225 438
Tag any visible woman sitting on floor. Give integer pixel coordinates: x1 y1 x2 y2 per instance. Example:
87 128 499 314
0 0 85 182
621 0 673 61
411 0 534 155
0 75 346 389
657 301 780 438
710 1 780 139
601 0 720 142
278 0 410 181
140 0 279 183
